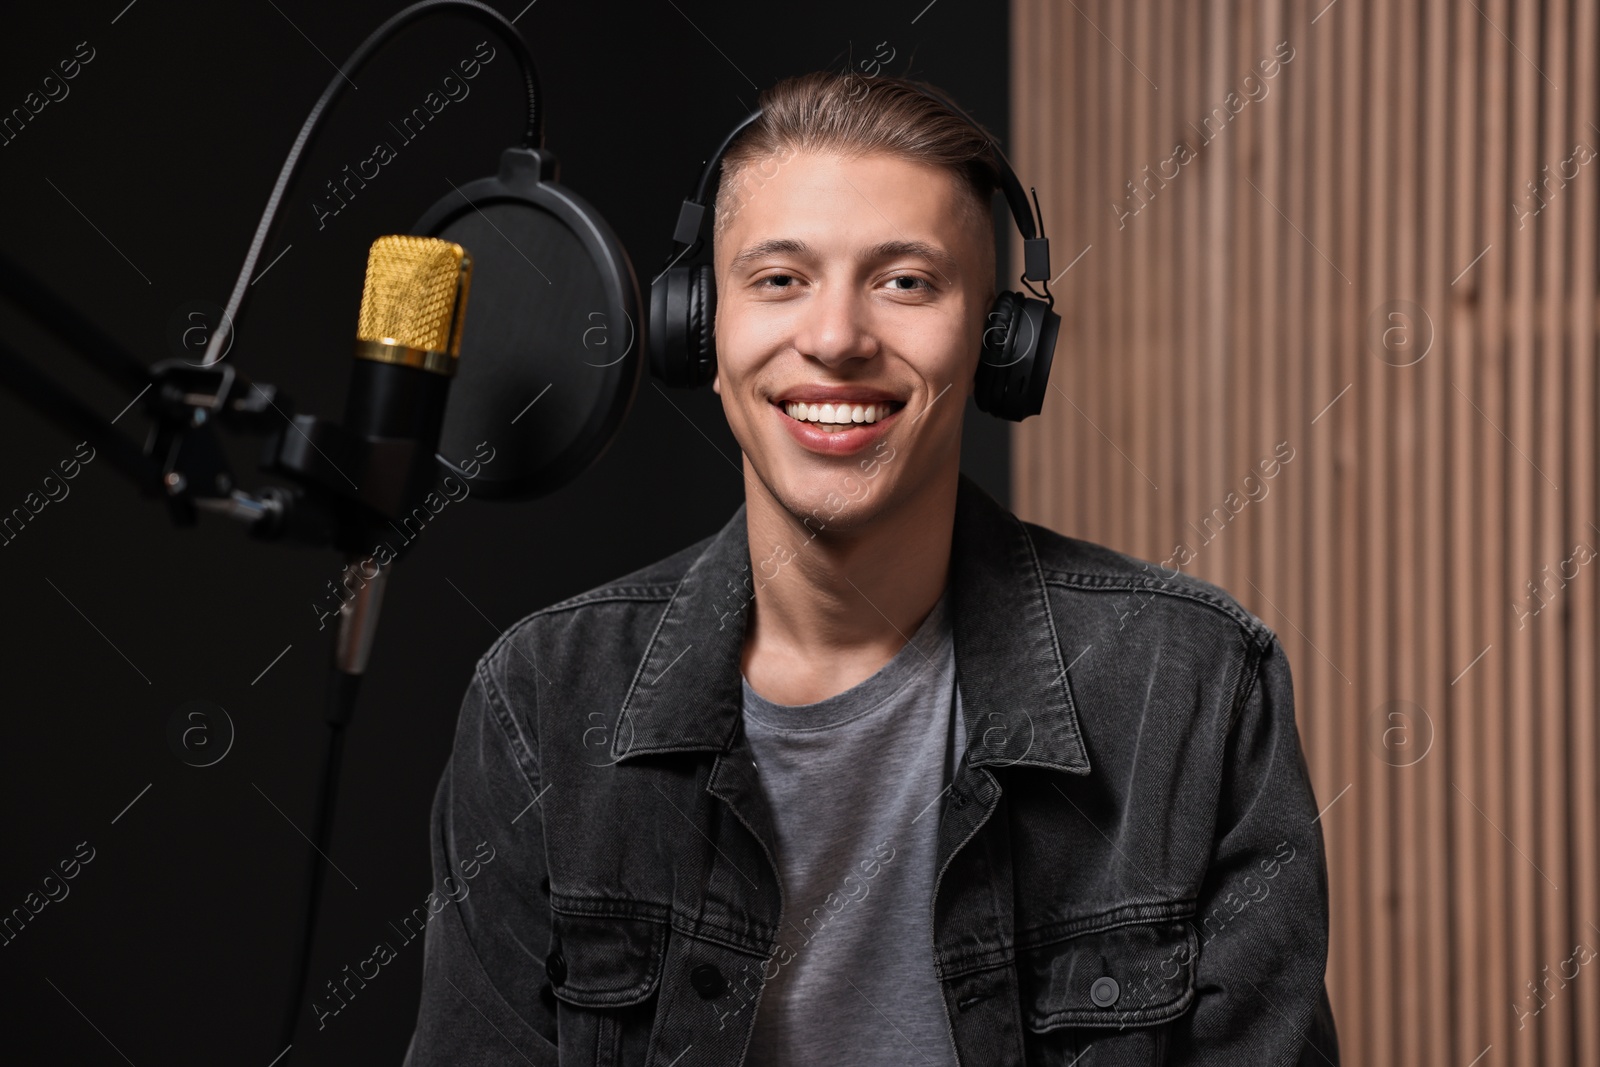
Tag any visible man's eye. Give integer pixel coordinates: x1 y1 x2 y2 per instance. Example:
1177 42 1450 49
887 275 931 292
756 273 797 289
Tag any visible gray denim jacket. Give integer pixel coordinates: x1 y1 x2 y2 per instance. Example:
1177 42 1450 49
402 474 1340 1066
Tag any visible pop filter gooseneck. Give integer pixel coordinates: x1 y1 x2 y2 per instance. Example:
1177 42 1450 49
199 0 543 369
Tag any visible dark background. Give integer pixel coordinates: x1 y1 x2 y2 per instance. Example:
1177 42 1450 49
0 1 1010 1062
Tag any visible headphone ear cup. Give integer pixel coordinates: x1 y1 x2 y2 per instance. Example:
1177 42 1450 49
974 290 1060 421
648 264 685 386
688 262 716 387
647 263 717 388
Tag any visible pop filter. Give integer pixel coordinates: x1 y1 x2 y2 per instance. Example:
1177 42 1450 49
414 145 642 500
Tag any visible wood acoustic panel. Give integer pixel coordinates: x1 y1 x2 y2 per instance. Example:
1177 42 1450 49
1010 1 1599 1063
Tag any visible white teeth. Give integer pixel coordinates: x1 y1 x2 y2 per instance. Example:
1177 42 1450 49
782 401 896 425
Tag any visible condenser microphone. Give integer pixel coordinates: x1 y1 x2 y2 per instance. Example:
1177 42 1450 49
276 233 474 1053
335 234 472 674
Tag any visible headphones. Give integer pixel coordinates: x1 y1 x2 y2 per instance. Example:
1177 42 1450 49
647 84 1061 421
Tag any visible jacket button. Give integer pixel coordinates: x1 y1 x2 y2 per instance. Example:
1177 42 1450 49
546 948 567 987
1090 976 1120 1007
951 789 966 809
690 963 727 999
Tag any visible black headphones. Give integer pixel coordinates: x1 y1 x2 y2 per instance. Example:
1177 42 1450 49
647 84 1060 421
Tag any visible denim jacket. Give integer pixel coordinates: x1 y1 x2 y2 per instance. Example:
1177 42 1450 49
403 474 1340 1066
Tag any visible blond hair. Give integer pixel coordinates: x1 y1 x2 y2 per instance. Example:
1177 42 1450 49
711 71 1001 253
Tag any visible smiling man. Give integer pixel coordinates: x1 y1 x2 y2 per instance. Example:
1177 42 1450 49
405 72 1339 1066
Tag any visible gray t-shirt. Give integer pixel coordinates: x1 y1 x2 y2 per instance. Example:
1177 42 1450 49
740 588 966 1067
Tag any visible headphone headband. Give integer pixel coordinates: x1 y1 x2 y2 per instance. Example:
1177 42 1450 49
665 84 1052 284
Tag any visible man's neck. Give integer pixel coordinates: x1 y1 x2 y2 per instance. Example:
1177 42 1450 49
739 463 957 705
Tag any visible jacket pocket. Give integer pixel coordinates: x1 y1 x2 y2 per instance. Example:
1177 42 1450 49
546 909 669 1066
1018 917 1197 1066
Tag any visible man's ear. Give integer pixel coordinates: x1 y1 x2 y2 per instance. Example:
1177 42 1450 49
709 303 719 395
968 287 997 396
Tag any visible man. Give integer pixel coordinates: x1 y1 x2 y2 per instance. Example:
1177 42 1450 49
405 71 1339 1065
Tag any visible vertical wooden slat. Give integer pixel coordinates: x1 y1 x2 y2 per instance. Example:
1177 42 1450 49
1254 0 1283 736
1204 0 1228 593
1112 0 1132 547
1084 0 1108 542
1419 2 1454 1062
1008 0 1032 513
1393 0 1425 1062
1154 1 1177 585
1537 0 1573 1062
1478 0 1513 1055
1448 3 1487 1061
1567 0 1600 1061
1507 0 1542 1058
1224 0 1249 604
1178 0 1201 619
1181 0 1204 585
1274 0 1305 805
1334 0 1368 1056
1305 0 1351 1051
1045 0 1065 526
1129 0 1154 557
1363 0 1398 1060
1014 0 1058 525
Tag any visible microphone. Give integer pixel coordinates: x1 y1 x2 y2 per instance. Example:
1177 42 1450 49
277 234 474 1053
335 234 473 675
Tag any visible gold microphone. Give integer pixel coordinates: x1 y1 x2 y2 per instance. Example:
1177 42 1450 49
354 234 472 376
336 235 472 674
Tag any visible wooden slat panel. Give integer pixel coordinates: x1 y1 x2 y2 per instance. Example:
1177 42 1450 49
1010 1 1599 1063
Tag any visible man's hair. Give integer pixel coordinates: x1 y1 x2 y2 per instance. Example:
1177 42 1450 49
711 71 1002 258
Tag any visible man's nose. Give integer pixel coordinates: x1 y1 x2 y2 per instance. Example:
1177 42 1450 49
792 284 879 369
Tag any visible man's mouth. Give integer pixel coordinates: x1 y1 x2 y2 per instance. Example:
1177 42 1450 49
777 400 905 433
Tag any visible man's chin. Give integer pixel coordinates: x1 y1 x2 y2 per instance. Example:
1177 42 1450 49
760 469 897 537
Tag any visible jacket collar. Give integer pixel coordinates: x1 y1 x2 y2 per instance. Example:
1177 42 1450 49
610 473 1092 776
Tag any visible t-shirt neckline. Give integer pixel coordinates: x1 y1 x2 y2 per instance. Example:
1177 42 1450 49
740 587 953 732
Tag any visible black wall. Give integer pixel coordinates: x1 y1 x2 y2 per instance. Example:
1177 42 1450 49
0 2 1010 1062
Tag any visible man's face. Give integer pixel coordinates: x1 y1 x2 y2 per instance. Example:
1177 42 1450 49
711 149 994 533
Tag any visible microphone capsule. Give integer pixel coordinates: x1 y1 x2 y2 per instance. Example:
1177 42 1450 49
354 235 473 376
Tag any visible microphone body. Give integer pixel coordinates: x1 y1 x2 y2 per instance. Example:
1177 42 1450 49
340 359 454 511
333 235 473 674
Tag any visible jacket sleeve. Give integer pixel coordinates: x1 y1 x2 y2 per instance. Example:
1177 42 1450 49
402 653 559 1066
1168 633 1341 1066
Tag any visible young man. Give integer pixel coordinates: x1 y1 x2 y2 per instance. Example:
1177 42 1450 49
405 72 1339 1065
